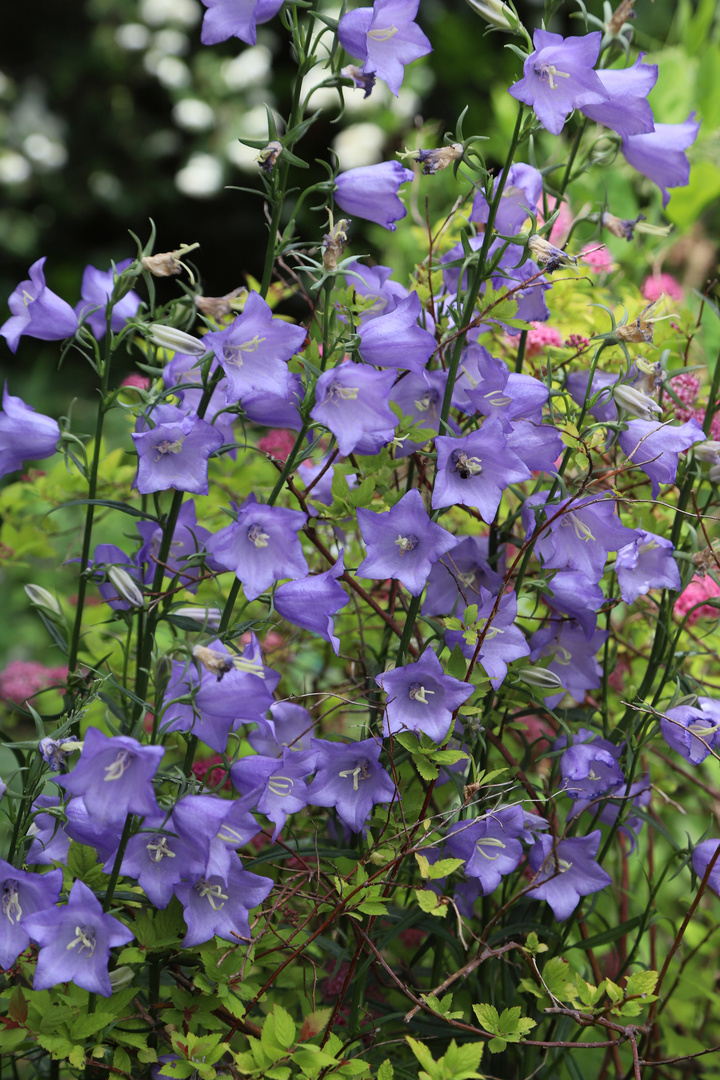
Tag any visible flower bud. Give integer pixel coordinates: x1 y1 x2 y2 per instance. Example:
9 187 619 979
147 324 207 356
693 441 720 464
142 242 200 279
108 966 135 992
601 210 645 241
257 140 283 174
195 287 247 319
174 606 223 629
24 585 64 620
528 235 578 273
613 383 662 421
322 212 351 273
516 667 564 692
464 0 516 29
107 567 145 609
404 144 464 175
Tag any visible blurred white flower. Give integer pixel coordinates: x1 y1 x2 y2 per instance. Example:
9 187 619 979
175 153 224 197
332 123 385 170
222 46 272 90
140 0 200 28
153 29 189 55
23 133 67 170
0 152 31 184
115 23 151 50
145 53 192 89
173 98 215 131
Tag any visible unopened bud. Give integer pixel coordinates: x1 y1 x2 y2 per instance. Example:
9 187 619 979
528 234 578 273
693 441 720 464
257 140 283 174
613 383 662 421
464 0 516 29
632 357 663 395
24 585 64 620
322 211 351 273
195 287 247 319
109 966 135 992
142 242 200 280
601 210 645 241
608 0 636 36
192 643 233 680
174 606 223 629
710 464 720 485
516 667 564 691
107 567 145 609
147 324 207 357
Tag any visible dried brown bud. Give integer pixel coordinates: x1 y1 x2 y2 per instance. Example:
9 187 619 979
257 140 283 174
608 0 636 36
322 212 351 272
195 287 247 319
463 782 482 805
192 644 233 680
141 242 200 282
601 210 645 241
616 300 673 346
692 543 720 575
406 143 464 176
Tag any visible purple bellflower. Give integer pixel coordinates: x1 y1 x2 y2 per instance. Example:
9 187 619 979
567 774 651 849
345 260 409 321
231 748 318 840
74 259 141 339
0 384 60 479
622 113 701 207
529 619 607 708
311 363 397 455
661 698 720 765
105 816 205 910
23 879 133 995
274 552 349 655
92 543 145 612
132 404 224 496
306 738 396 833
618 418 705 496
0 861 63 970
444 806 525 896
334 161 414 230
376 647 473 742
422 535 504 617
506 419 564 475
136 499 214 594
580 54 658 137
527 831 612 920
509 30 608 136
174 858 273 946
471 163 544 237
357 291 436 372
692 839 720 895
338 0 432 97
566 369 619 423
208 494 308 601
63 796 124 863
390 368 450 456
204 292 306 405
522 491 638 584
1 257 78 354
249 701 314 757
615 529 681 603
199 0 284 46
57 729 163 829
556 729 624 801
542 570 605 639
243 375 304 432
357 489 457 596
433 418 531 517
445 586 530 689
465 369 549 433
171 793 261 883
26 796 71 866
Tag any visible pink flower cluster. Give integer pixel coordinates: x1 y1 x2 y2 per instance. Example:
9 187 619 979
642 273 683 304
674 575 720 625
0 660 68 707
257 428 297 461
669 373 720 438
525 323 563 357
581 244 614 272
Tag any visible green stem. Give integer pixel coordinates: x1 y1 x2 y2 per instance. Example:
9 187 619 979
103 813 134 911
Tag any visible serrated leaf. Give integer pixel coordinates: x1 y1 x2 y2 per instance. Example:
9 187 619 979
542 956 578 1001
603 979 624 1004
70 1012 114 1039
414 889 446 916
377 1060 394 1080
473 1003 499 1032
488 1037 508 1054
415 854 464 880
445 644 468 681
413 756 439 781
625 970 658 997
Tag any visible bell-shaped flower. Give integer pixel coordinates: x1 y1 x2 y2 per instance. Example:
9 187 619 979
509 30 608 136
204 292 306 405
390 368 449 456
26 796 71 866
541 570 604 639
471 162 543 237
174 858 273 946
618 417 705 496
522 491 638 584
621 113 700 207
567 774 651 850
57 729 163 828
465 367 549 433
74 259 141 339
692 838 720 895
376 647 473 743
136 499 214 594
565 369 619 422
249 701 315 756
274 552 349 655
243 374 304 432
23 879 133 995
0 383 60 479
1 257 78 354
0 860 63 970
132 404 224 496
422 535 504 617
444 806 525 895
335 161 414 230
506 419 563 475
526 831 612 920
338 0 432 96
345 260 409 321
555 729 624 801
433 418 531 518
231 748 318 841
105 815 205 910
207 494 308 601
199 0 284 45
63 796 124 862
357 292 436 372
311 363 397 455
357 489 457 596
529 619 607 708
661 698 720 765
580 54 657 137
91 543 145 612
172 793 261 882
306 738 396 833
615 529 681 603
445 586 529 689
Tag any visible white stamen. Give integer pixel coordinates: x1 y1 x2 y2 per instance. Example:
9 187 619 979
104 750 133 782
196 881 229 910
2 883 22 923
66 925 96 956
146 837 176 863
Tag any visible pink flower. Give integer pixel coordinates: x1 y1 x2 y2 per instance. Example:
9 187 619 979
565 333 590 351
0 660 68 707
641 273 683 304
191 754 232 791
121 374 151 390
537 196 574 246
525 322 563 357
257 429 297 461
670 373 700 422
581 244 614 272
674 575 720 625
